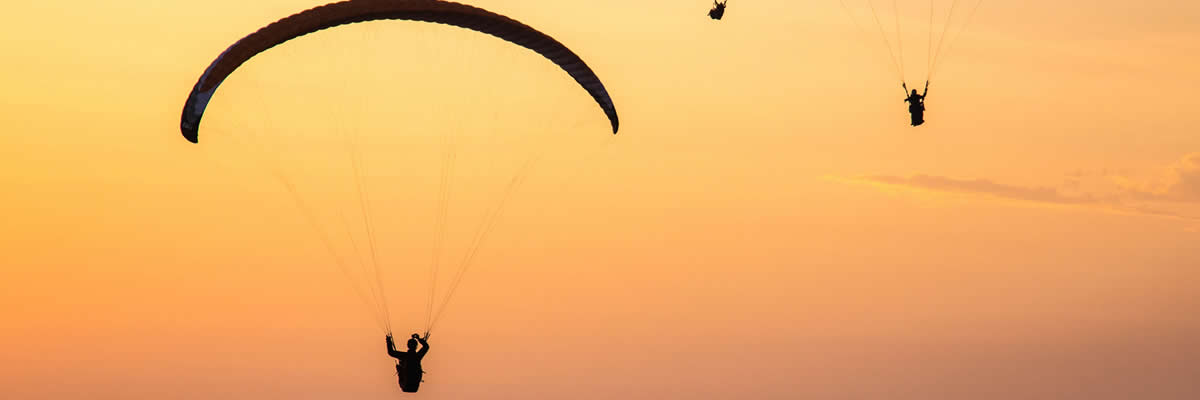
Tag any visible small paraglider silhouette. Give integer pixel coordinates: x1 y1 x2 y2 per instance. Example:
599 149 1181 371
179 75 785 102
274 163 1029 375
708 1 727 20
903 81 929 126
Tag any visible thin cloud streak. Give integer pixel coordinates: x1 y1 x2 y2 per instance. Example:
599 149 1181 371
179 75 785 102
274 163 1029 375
864 174 1100 204
847 153 1200 223
1124 153 1200 202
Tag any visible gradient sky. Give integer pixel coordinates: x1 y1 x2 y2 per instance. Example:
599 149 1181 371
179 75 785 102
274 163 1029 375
2 1 1198 399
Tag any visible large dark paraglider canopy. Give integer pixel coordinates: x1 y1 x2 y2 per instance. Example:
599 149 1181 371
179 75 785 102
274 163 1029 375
180 0 620 143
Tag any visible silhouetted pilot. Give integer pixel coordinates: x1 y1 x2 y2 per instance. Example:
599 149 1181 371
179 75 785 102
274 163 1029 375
387 333 429 393
709 1 727 20
904 81 929 126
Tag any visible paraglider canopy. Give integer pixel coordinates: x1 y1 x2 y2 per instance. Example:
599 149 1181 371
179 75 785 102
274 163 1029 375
179 0 620 143
709 1 727 20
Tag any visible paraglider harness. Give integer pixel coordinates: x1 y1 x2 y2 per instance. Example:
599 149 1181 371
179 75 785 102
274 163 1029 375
395 361 426 381
709 1 727 20
395 359 426 394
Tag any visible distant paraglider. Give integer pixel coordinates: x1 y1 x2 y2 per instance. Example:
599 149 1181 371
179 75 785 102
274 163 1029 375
709 1 727 20
836 0 985 126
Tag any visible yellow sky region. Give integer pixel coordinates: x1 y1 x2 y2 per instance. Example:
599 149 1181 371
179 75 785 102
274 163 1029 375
2 1 1199 399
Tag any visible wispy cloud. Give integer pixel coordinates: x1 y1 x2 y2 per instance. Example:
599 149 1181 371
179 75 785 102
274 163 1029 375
1122 153 1200 202
848 153 1200 223
863 175 1100 205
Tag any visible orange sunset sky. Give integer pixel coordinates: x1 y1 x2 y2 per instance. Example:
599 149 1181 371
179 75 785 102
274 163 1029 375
2 1 1198 399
